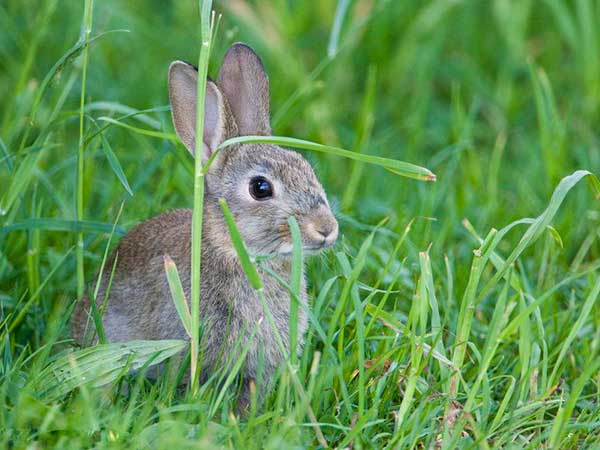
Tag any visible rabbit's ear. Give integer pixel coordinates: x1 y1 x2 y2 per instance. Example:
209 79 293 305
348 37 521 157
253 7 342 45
217 43 271 136
169 61 227 161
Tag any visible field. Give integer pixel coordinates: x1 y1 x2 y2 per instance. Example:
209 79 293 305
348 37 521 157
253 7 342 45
1 0 600 448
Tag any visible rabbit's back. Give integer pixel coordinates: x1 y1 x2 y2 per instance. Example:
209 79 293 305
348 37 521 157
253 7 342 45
71 209 193 344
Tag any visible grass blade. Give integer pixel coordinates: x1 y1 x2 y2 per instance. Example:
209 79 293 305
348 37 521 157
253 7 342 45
0 218 127 236
0 150 44 215
0 136 12 171
97 116 177 141
219 198 263 290
85 101 165 128
98 128 133 196
217 135 436 181
327 0 351 58
76 0 94 300
288 216 303 366
164 255 192 337
188 0 214 394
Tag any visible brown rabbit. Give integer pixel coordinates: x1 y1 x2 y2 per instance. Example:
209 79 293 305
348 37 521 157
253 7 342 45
71 43 338 408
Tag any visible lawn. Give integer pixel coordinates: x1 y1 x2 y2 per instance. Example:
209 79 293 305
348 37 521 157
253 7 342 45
1 0 600 448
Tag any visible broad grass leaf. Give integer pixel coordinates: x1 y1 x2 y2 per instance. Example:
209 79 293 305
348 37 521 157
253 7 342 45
38 340 186 400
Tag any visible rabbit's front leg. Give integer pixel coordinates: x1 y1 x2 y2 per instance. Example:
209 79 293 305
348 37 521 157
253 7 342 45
235 377 256 414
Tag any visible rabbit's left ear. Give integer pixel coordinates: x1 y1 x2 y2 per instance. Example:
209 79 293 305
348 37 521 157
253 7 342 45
168 61 229 162
217 43 271 136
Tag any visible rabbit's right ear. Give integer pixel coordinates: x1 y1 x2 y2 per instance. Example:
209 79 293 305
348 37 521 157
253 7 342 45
168 61 229 162
217 43 271 136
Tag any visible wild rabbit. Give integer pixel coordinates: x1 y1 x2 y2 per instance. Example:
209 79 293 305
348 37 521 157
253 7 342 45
71 43 338 409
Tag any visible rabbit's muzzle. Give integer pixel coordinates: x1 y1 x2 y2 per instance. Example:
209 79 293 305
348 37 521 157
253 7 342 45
301 204 338 251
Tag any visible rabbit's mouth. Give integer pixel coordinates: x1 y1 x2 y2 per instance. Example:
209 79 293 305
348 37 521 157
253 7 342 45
305 237 337 252
303 245 332 255
276 240 335 256
303 244 328 254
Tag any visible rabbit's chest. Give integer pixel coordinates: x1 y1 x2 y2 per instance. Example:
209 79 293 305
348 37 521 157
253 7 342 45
243 280 308 337
234 275 308 359
199 262 309 376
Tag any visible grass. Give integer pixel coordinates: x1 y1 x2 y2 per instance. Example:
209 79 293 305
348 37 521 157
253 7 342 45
1 0 600 448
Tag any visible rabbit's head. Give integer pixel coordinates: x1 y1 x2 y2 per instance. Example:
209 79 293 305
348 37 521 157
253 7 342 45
168 43 338 256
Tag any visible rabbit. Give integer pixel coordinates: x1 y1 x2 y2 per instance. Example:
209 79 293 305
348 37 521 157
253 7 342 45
71 43 338 410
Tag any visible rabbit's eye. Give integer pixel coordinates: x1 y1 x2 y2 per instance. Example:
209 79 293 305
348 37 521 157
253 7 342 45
249 176 273 200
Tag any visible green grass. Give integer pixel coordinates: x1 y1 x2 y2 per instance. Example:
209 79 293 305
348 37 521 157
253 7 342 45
1 0 600 448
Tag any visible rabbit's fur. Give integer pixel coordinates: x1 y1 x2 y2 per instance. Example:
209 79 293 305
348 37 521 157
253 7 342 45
71 43 338 408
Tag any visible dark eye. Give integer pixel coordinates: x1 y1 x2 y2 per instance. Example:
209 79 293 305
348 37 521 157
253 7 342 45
249 176 273 200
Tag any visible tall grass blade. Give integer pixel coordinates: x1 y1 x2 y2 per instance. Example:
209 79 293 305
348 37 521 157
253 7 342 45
188 0 214 394
464 275 512 412
219 199 263 290
76 0 94 299
288 216 303 366
217 135 436 181
442 229 497 444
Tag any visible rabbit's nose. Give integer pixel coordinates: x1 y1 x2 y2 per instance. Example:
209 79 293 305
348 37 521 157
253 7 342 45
314 222 338 242
305 209 338 247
